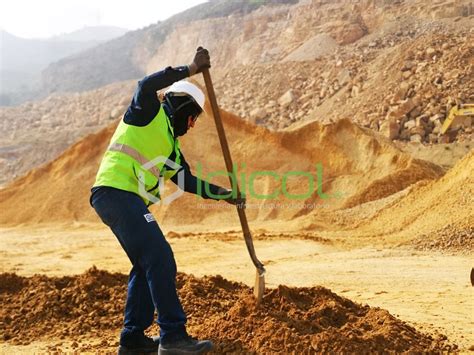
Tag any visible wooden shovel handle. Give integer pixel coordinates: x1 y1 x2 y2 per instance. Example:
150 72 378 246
202 68 265 274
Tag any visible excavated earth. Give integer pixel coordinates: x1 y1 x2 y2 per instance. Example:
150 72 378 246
0 267 455 353
0 103 472 353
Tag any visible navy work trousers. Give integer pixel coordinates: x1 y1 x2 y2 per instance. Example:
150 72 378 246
91 186 186 345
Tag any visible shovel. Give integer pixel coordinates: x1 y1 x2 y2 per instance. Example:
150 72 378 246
202 68 265 304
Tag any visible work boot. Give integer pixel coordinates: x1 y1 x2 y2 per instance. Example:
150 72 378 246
158 334 213 354
118 335 160 354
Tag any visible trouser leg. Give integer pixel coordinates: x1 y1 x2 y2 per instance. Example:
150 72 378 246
120 264 155 344
91 187 186 344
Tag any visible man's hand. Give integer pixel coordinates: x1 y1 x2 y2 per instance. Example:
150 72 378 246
188 47 210 76
217 187 246 209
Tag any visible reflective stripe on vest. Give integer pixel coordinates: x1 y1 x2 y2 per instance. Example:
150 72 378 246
108 142 161 179
93 106 181 205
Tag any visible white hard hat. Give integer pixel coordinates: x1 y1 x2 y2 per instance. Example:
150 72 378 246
164 80 205 111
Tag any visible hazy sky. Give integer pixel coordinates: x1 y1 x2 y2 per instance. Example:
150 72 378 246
0 0 208 39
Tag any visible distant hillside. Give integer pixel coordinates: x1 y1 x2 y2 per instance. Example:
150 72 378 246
0 27 128 106
40 0 298 95
52 26 128 42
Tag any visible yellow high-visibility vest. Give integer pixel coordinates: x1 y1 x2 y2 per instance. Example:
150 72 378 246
93 106 181 205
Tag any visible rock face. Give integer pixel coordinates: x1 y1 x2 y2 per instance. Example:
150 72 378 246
32 0 473 103
40 0 299 96
215 27 472 143
37 0 473 99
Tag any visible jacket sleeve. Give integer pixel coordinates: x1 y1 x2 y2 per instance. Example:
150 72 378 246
170 152 222 200
124 66 190 126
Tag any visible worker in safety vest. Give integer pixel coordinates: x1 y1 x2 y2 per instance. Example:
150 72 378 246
90 47 242 355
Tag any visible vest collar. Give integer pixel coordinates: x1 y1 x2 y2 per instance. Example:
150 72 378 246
161 103 176 138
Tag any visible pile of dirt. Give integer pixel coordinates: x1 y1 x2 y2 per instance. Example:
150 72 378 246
0 267 455 353
349 150 474 243
0 124 117 224
410 224 474 254
0 108 443 227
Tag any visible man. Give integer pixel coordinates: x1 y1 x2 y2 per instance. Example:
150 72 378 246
90 47 242 355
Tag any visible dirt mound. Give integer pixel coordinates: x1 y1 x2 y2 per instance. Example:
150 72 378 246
411 224 474 254
352 150 474 242
0 267 454 352
0 109 443 227
0 124 116 224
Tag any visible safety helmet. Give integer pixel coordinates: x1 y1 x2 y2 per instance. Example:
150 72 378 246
164 80 205 111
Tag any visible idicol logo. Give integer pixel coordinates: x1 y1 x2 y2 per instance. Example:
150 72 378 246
137 156 185 205
195 162 343 200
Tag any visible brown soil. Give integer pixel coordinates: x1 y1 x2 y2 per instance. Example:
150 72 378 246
1 226 472 351
0 267 455 353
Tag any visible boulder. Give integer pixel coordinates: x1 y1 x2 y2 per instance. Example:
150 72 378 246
404 119 416 130
430 113 444 122
426 47 436 56
410 134 423 143
331 22 367 45
278 90 295 108
397 98 417 117
351 85 360 98
399 129 411 141
410 126 426 137
392 82 410 102
402 71 413 80
249 107 267 122
401 61 415 71
415 114 429 127
283 34 339 61
428 134 439 143
409 107 422 119
336 69 351 86
319 87 327 99
379 119 400 140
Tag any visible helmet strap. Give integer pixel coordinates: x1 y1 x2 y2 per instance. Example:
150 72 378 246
163 94 193 138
